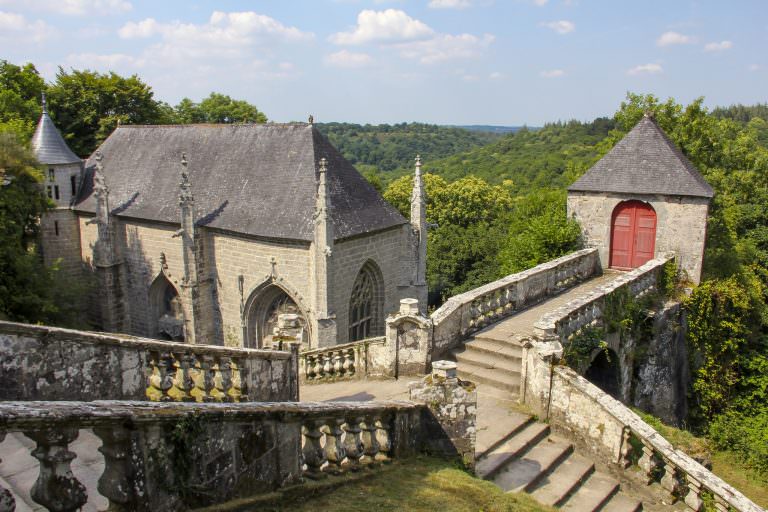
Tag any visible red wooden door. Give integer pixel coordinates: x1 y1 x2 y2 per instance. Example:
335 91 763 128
610 201 656 269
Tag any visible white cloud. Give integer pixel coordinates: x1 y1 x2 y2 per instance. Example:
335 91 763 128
325 50 373 68
330 9 434 45
462 74 479 81
0 0 131 16
66 52 145 69
428 0 472 9
396 33 494 64
533 0 548 5
749 64 760 71
627 63 663 75
118 17 158 38
657 31 693 47
704 40 733 52
541 20 575 34
0 10 50 42
489 71 502 79
540 69 565 78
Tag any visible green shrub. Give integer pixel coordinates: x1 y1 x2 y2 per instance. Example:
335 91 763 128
709 408 768 475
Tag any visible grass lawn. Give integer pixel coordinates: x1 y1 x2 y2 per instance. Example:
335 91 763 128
272 457 556 512
637 412 768 508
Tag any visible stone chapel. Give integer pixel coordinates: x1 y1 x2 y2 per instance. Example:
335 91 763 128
567 113 713 284
33 104 428 349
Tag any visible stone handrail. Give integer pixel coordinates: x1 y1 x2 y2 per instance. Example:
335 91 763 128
532 254 674 342
300 336 387 382
547 367 764 512
0 399 423 511
430 248 600 354
0 320 299 403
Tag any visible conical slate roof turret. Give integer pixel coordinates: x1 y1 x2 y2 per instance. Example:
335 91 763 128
569 114 713 198
31 94 81 165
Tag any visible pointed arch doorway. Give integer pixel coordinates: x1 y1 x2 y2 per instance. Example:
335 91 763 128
244 284 309 349
610 201 657 270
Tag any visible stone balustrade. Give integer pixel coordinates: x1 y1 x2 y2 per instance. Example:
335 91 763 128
0 321 298 403
537 366 764 512
430 248 600 355
532 254 674 343
0 400 423 511
300 336 387 382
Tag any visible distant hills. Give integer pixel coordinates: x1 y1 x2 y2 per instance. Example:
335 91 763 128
451 125 539 134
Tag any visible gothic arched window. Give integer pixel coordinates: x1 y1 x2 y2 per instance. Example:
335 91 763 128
349 261 384 341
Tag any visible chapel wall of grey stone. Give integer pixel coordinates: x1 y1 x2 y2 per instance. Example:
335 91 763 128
567 192 709 283
331 225 412 345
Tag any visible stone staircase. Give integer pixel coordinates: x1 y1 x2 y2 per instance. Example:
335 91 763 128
475 411 643 512
453 333 524 394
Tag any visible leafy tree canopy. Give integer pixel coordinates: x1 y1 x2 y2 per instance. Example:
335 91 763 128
0 60 46 140
171 93 268 124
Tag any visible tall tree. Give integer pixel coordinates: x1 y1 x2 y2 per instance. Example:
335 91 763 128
46 68 163 156
0 60 46 140
172 93 268 124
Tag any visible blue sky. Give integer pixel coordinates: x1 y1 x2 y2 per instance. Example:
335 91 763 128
1 0 766 125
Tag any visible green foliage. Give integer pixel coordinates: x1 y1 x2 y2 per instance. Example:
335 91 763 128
406 118 614 192
0 60 46 141
169 92 267 124
562 326 607 370
709 408 768 475
47 68 163 156
498 189 582 274
316 122 501 175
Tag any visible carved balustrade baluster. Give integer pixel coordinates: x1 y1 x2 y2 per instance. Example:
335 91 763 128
713 495 730 512
332 351 344 377
361 415 381 466
618 427 633 469
504 286 515 314
343 349 355 377
322 353 332 378
302 419 327 479
684 476 704 511
158 352 176 402
374 416 391 463
660 457 682 502
95 424 141 511
199 355 216 402
146 351 163 401
218 357 234 401
495 290 505 318
304 355 316 380
229 359 245 401
0 430 15 512
175 352 195 402
323 418 346 475
638 443 659 484
210 359 227 401
26 427 87 512
468 300 480 330
342 417 364 471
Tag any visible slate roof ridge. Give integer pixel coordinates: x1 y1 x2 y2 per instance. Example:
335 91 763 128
568 114 713 198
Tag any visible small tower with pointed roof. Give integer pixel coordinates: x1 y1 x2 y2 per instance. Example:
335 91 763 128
31 93 83 207
567 113 713 283
32 94 87 280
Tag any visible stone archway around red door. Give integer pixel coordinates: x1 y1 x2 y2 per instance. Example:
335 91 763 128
610 200 657 270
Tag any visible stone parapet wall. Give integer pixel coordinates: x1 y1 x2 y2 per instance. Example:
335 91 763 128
431 248 600 356
0 400 424 512
0 321 298 403
524 363 764 512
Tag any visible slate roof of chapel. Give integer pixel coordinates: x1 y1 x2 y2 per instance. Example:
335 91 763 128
74 123 407 241
568 114 714 198
31 110 82 165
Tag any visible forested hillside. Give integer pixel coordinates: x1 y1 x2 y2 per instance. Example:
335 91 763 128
315 122 501 175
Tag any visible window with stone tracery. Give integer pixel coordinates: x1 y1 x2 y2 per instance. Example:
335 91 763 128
349 262 383 341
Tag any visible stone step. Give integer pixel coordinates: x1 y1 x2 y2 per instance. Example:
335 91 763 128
465 337 524 358
493 437 573 493
528 452 595 507
600 493 644 512
475 421 550 480
560 472 620 512
456 362 520 393
454 347 522 373
475 412 533 460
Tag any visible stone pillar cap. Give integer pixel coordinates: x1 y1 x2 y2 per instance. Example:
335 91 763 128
432 360 457 380
399 298 420 316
